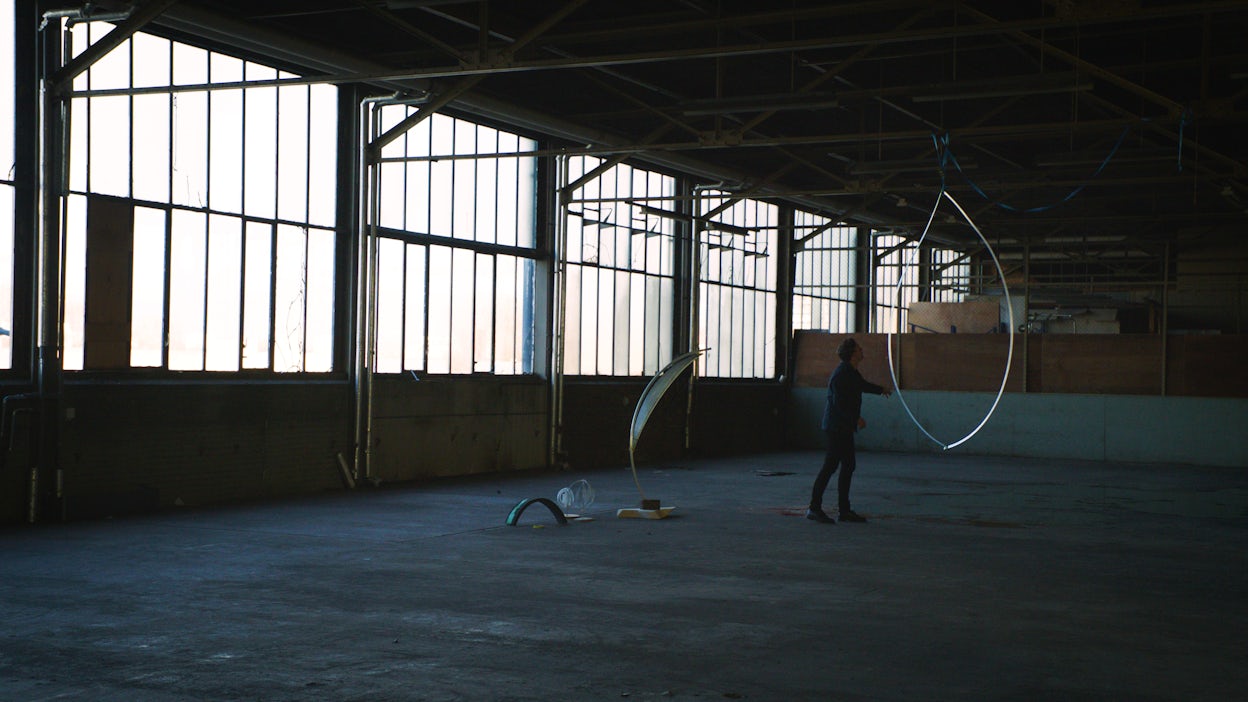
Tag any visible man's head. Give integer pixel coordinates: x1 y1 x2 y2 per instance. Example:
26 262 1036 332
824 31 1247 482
837 337 860 363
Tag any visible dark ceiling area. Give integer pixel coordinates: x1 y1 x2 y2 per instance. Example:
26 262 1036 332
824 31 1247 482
143 0 1248 284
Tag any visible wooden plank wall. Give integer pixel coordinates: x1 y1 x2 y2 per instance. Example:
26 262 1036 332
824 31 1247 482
84 196 134 369
793 331 1247 397
1166 335 1248 398
1034 335 1162 395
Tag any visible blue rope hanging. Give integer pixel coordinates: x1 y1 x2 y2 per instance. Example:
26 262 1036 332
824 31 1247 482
1177 107 1194 173
934 126 1132 213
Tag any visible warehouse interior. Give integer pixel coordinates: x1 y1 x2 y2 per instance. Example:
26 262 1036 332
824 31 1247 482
1 1 1246 699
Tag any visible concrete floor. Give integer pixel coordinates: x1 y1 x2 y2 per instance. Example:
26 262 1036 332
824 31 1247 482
1 450 1245 701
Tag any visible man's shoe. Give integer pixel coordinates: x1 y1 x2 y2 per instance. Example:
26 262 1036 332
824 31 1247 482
838 509 867 523
805 508 835 524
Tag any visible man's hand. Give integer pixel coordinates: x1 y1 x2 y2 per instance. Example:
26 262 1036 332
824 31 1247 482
857 417 867 430
882 389 892 398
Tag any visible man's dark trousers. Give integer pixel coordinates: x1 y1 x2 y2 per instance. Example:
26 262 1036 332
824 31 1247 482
811 427 856 512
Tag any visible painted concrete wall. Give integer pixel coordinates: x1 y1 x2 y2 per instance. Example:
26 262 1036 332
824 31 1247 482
58 382 351 519
561 379 787 471
369 375 548 482
788 388 1248 468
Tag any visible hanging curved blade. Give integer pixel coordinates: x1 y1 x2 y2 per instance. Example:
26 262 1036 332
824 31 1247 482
628 350 705 500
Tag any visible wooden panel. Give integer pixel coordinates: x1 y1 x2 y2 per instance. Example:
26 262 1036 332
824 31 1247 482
60 383 350 516
1166 335 1248 397
907 301 1000 334
84 196 134 369
794 332 1247 397
793 330 840 387
897 334 1024 392
792 332 902 391
1038 334 1163 395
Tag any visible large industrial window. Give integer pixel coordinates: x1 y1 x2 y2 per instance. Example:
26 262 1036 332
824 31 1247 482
0 6 14 370
372 109 537 375
61 25 337 372
697 192 777 379
562 157 676 376
792 211 855 333
930 248 971 303
872 233 918 333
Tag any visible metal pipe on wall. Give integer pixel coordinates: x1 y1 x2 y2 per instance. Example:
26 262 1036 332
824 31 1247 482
549 156 569 467
1161 242 1169 397
33 24 70 522
1023 240 1030 392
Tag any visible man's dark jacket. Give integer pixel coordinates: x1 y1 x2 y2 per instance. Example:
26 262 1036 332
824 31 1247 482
821 361 886 433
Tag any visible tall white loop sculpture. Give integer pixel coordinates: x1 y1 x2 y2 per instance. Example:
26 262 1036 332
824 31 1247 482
886 190 1014 450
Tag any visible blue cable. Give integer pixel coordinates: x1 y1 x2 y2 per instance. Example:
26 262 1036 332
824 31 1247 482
937 126 1132 213
1177 108 1193 173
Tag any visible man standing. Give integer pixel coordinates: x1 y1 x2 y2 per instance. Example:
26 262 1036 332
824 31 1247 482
807 337 891 524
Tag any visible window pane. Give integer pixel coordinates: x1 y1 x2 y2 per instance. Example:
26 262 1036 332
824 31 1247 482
793 214 855 333
273 224 306 372
210 52 243 83
452 123 475 240
370 112 534 375
515 150 537 249
405 144 430 234
474 254 493 372
277 82 309 223
242 222 272 369
496 141 517 247
596 268 613 373
563 265 581 374
613 270 629 375
426 245 451 373
307 85 337 228
171 42 207 86
403 244 426 371
243 84 276 220
305 228 334 372
87 27 129 92
697 193 777 378
89 96 129 198
132 94 170 203
69 97 88 193
475 130 497 244
209 88 243 214
518 258 534 373
428 117 453 235
69 24 89 91
0 185 13 369
494 254 517 374
62 196 88 370
579 265 598 374
171 92 207 207
450 247 474 373
168 209 207 370
130 207 166 367
562 159 676 376
629 272 646 376
131 33 169 89
375 237 404 373
61 30 336 374
0 5 14 180
378 162 405 230
205 214 242 371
